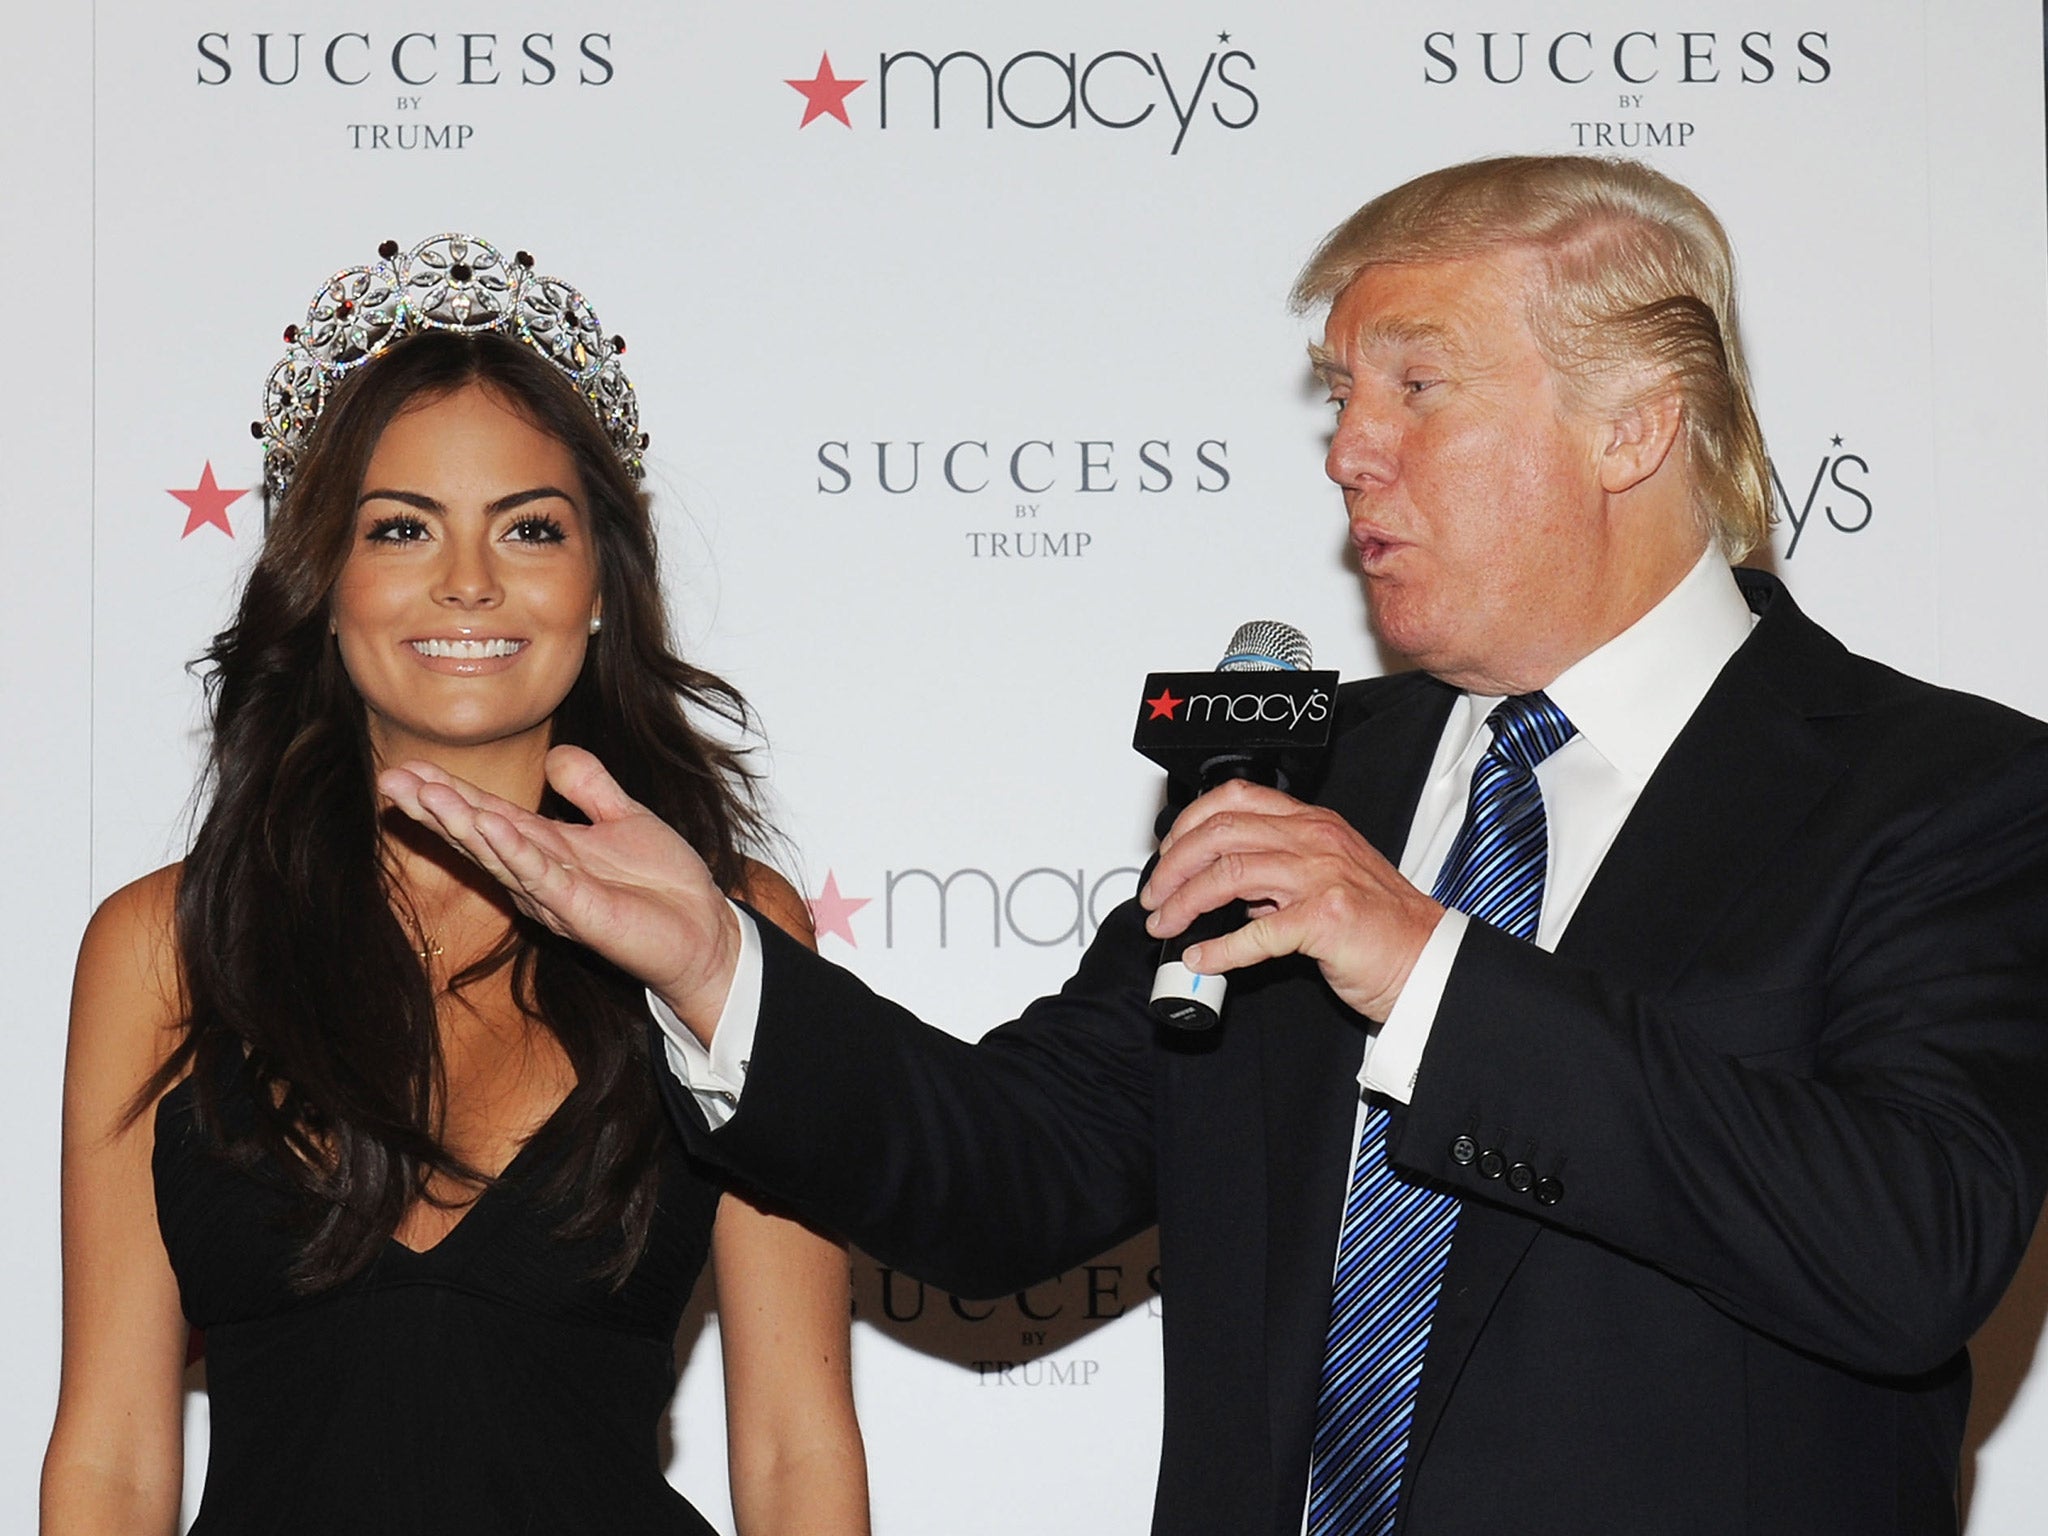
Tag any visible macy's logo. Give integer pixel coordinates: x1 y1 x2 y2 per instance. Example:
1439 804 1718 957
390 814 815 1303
806 865 1141 950
785 37 1258 154
1146 687 1331 729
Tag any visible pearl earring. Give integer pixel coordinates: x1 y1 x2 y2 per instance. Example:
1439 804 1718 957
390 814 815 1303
588 614 603 635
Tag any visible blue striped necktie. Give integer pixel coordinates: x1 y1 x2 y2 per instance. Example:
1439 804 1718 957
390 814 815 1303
1305 690 1576 1535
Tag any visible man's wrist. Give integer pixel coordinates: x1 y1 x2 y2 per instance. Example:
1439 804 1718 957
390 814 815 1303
1364 909 1469 1103
648 904 764 1129
653 901 744 1046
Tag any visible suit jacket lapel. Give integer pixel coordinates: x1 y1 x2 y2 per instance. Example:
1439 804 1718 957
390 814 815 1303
1263 677 1455 1516
1555 575 1850 987
1399 573 1855 1485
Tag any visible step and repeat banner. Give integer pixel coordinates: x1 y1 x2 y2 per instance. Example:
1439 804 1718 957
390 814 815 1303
5 2 2047 1530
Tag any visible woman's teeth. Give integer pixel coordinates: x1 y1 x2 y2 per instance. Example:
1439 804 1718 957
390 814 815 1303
411 638 524 658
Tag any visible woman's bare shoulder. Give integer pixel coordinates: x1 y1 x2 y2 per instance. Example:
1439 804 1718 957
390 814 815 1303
71 862 186 1076
733 860 817 953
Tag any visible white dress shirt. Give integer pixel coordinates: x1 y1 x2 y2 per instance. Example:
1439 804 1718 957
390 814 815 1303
1362 548 1757 1101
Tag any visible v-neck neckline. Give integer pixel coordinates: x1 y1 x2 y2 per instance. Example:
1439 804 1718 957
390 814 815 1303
384 1089 577 1260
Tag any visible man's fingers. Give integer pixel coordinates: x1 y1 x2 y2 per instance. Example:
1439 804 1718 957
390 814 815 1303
546 744 643 824
382 757 541 827
470 809 586 931
1183 908 1297 976
473 808 562 889
408 780 528 889
1144 814 1252 911
383 758 464 801
1145 850 1296 938
377 766 430 818
1155 781 1303 863
1145 808 1309 916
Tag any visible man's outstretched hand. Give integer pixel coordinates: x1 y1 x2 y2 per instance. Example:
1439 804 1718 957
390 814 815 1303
379 744 739 1042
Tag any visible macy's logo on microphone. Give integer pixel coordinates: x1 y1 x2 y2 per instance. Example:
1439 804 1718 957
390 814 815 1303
1145 686 1331 729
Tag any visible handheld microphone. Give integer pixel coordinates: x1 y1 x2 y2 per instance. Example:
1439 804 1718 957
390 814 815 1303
1132 621 1337 1030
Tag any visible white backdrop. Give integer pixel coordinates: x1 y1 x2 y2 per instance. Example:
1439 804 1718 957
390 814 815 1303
5 2 2047 1530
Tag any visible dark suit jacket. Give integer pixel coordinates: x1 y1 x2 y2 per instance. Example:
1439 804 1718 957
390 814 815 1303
665 572 2048 1535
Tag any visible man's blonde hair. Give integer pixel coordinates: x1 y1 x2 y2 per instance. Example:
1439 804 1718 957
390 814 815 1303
1292 155 1772 558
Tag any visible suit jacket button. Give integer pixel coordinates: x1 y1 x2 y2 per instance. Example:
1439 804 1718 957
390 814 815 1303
1507 1162 1535 1194
1534 1177 1564 1206
1477 1149 1506 1179
1450 1135 1478 1166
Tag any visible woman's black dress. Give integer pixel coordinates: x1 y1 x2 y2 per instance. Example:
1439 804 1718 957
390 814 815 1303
153 1063 724 1534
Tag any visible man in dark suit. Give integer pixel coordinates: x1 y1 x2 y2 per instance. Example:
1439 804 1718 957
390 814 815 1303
383 156 2048 1534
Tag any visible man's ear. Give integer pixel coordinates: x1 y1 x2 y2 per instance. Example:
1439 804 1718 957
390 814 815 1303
1597 387 1683 495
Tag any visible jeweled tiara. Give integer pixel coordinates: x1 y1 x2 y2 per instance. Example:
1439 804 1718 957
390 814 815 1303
252 233 644 498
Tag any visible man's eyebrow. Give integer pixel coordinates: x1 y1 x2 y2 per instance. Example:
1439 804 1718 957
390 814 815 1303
1307 318 1469 380
1359 316 1465 355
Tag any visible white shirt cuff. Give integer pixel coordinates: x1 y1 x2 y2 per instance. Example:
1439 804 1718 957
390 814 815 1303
1361 908 1469 1103
647 900 764 1128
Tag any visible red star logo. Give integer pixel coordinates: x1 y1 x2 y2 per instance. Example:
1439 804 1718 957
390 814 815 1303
1145 688 1184 721
807 870 872 947
168 461 248 539
787 52 865 128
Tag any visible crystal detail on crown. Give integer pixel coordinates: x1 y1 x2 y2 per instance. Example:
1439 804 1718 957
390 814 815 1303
255 234 643 499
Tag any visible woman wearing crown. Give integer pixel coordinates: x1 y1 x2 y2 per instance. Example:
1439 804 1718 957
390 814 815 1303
41 237 870 1534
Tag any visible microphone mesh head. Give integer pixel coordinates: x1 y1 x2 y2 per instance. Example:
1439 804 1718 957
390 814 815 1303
1217 620 1313 672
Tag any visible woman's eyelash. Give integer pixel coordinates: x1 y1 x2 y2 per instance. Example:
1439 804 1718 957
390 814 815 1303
366 515 429 542
360 512 569 542
509 514 568 542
